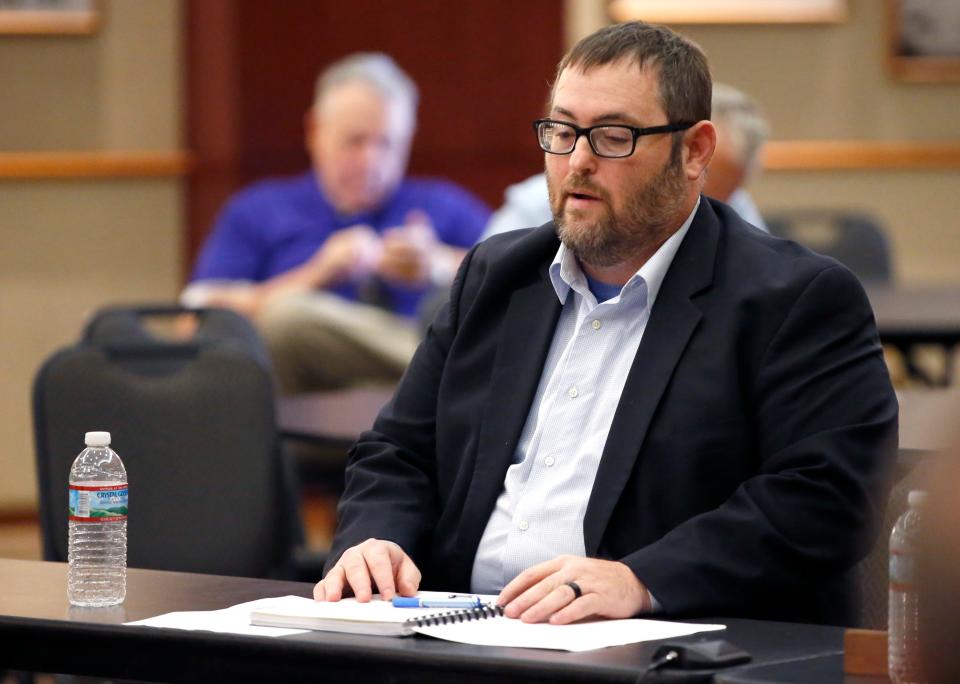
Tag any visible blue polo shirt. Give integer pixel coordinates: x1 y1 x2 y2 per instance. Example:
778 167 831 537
191 171 491 317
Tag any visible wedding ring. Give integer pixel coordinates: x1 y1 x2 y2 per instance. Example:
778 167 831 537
565 581 583 600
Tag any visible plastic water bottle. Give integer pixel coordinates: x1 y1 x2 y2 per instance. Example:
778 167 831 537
67 431 128 607
889 490 927 684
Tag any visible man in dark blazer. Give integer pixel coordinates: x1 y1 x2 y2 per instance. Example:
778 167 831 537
314 21 898 626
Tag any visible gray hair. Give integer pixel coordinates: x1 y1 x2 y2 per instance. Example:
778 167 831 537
712 83 769 174
314 52 418 115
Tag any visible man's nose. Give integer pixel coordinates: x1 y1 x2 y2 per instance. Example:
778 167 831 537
356 141 387 168
568 135 597 174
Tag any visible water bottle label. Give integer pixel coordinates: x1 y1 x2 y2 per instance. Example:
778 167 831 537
68 484 128 522
890 549 914 590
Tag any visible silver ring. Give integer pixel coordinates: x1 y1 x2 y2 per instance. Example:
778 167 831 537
565 581 583 600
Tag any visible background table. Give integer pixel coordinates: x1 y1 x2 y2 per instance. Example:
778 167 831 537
868 286 960 350
278 387 392 448
868 285 960 386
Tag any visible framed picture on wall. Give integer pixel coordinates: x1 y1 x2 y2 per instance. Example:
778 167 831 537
0 0 99 35
887 0 960 82
607 0 848 24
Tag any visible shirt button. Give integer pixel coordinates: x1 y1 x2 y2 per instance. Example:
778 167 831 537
518 520 529 531
592 319 601 330
544 456 555 467
568 386 579 398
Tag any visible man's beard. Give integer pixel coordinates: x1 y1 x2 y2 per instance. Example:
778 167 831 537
549 150 688 269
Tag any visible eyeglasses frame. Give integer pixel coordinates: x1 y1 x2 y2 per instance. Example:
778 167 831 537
532 118 695 158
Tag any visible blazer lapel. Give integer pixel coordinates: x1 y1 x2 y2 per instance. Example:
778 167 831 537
451 240 562 577
583 202 720 555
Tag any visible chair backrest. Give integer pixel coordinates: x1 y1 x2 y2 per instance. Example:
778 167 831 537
33 306 303 578
765 209 894 285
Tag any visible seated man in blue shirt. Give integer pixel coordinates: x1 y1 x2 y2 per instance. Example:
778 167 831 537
183 53 490 392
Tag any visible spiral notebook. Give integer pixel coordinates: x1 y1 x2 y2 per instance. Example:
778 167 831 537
248 592 501 637
246 593 727 651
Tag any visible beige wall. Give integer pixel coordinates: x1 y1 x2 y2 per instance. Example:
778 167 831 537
0 0 182 511
567 0 960 285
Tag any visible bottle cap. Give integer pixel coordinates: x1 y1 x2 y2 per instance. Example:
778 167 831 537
908 490 928 507
84 431 111 447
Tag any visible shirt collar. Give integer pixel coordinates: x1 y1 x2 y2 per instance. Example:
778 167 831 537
548 196 700 307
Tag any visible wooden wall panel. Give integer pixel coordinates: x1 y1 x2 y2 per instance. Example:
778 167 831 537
184 0 564 274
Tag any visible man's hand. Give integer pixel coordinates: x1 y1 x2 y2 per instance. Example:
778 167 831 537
313 538 422 603
311 224 383 286
377 210 437 286
496 555 650 624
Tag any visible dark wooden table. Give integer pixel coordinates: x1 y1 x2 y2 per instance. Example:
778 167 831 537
278 386 392 448
868 286 960 349
0 558 884 684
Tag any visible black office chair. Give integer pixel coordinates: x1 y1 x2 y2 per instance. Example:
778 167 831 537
765 209 894 286
32 306 305 579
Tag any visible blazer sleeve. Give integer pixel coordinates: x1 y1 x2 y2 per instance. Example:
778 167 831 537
621 264 898 617
323 245 480 573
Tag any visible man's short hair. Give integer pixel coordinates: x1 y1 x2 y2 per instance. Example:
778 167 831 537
314 52 419 116
712 83 769 174
554 21 712 125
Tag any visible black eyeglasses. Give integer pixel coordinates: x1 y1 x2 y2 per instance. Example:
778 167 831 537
533 118 694 158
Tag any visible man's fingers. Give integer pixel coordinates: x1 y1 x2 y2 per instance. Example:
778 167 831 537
314 540 423 604
340 550 374 602
404 209 433 229
516 580 579 623
548 592 601 625
497 558 561 609
395 554 422 596
363 542 399 600
314 565 346 602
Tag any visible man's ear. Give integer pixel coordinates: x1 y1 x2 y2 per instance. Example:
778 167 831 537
683 120 716 181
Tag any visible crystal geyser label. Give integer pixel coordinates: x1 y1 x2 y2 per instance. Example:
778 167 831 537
69 484 128 522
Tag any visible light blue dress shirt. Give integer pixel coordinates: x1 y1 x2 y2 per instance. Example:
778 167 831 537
470 200 700 595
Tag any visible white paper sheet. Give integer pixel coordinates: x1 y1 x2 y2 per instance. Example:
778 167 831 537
415 615 726 652
125 593 725 652
125 595 309 637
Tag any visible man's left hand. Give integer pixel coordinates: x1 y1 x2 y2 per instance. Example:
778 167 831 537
377 210 437 286
496 555 650 624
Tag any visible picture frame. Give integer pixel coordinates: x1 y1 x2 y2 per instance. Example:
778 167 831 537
0 0 99 35
607 0 848 25
886 0 960 82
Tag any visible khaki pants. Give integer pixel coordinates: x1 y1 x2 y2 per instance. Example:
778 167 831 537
257 291 420 394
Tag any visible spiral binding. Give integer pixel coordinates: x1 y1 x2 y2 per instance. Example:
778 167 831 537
404 602 505 629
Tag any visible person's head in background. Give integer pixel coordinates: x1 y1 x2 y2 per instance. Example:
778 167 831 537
306 53 418 215
704 83 769 203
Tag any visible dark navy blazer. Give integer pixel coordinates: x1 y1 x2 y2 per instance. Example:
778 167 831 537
327 197 898 626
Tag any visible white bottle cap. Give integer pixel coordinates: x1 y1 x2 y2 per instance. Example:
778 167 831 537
908 490 927 507
84 431 111 447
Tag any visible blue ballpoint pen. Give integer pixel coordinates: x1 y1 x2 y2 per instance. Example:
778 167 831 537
392 596 484 609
